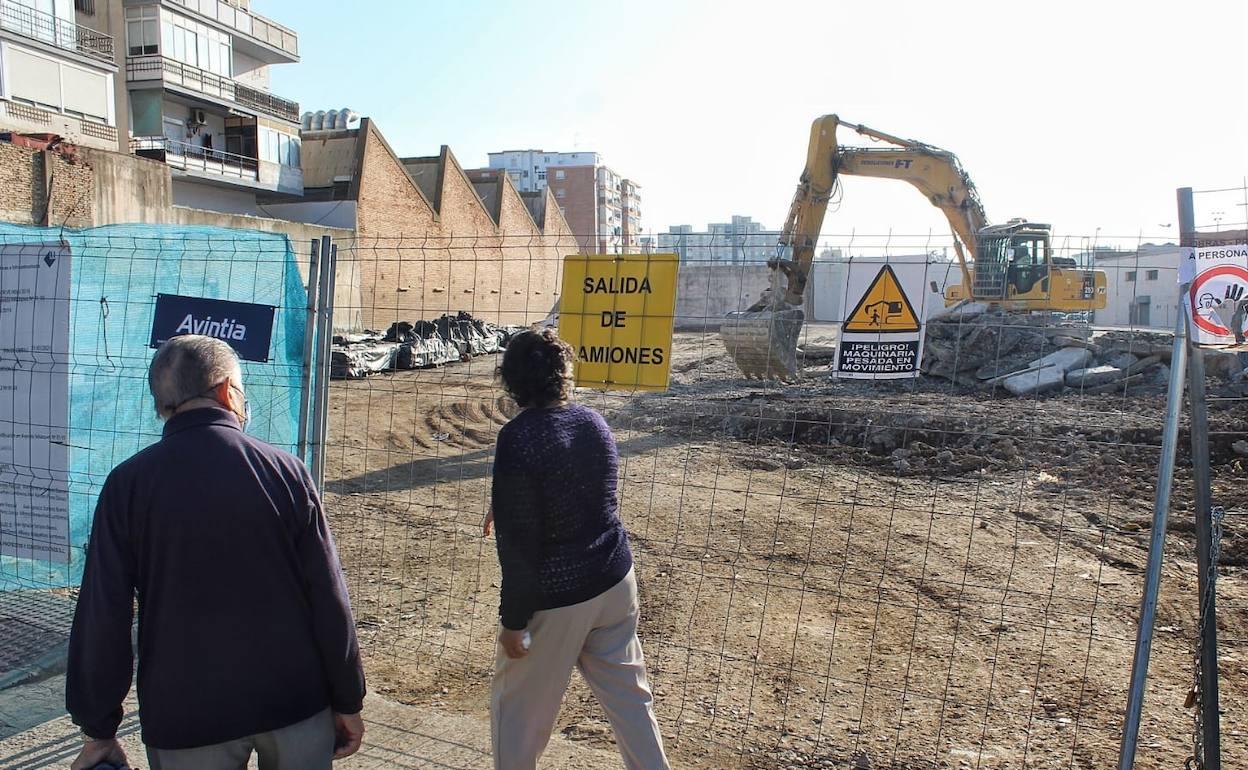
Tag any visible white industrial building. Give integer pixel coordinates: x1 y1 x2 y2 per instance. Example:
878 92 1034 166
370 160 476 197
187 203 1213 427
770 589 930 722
1092 245 1182 329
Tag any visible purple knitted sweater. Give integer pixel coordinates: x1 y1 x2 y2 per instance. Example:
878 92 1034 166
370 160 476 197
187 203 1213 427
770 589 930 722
491 403 633 630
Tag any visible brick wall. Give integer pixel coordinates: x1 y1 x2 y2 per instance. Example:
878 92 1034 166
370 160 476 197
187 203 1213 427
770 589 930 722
0 142 94 228
353 120 574 330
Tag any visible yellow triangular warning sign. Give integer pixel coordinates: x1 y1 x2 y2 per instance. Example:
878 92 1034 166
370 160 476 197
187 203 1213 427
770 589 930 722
843 265 921 333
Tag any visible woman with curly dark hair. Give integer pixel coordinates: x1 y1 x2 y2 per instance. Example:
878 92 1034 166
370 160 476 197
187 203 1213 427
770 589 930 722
485 329 669 770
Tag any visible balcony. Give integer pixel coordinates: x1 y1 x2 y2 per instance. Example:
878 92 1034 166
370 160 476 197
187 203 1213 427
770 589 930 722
163 0 297 61
132 135 303 195
127 55 299 123
0 0 114 64
235 82 299 123
132 135 258 181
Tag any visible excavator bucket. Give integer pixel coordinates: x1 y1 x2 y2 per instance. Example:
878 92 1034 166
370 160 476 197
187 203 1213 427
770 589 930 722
720 307 805 380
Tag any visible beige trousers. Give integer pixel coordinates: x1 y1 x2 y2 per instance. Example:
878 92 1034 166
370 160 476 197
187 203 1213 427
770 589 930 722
146 708 334 770
490 568 669 770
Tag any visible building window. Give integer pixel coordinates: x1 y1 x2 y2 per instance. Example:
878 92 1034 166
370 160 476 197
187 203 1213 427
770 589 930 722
537 171 546 181
555 169 565 180
1146 270 1158 281
158 12 231 76
126 6 159 56
258 127 301 167
75 0 96 15
544 156 550 163
555 188 566 198
1125 271 1137 282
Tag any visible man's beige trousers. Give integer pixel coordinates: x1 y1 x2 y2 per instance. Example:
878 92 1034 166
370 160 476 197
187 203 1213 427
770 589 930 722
490 568 670 770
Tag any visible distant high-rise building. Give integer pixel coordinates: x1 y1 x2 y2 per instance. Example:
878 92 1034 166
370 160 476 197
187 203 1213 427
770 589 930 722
656 216 781 264
485 149 641 254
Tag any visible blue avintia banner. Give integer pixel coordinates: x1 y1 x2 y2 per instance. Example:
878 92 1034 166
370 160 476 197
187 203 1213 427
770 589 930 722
150 294 277 362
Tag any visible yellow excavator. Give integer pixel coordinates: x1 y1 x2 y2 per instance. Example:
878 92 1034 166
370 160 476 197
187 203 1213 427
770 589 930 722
721 114 1107 379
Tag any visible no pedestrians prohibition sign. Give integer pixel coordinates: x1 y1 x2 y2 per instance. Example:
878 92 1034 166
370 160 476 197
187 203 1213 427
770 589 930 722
558 253 680 391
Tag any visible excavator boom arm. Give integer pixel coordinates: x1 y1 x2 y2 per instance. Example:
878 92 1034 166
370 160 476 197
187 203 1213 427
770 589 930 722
778 115 987 306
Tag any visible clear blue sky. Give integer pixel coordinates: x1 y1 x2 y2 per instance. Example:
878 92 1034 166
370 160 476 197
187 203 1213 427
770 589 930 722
261 0 1248 250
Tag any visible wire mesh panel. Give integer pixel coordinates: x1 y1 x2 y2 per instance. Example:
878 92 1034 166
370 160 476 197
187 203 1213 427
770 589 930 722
0 224 312 591
323 229 1245 769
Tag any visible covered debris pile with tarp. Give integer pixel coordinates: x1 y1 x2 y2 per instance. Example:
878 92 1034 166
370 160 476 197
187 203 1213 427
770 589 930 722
330 312 527 379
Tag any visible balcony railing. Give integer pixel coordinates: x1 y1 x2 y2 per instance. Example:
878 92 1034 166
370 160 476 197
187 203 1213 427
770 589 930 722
0 0 114 64
127 55 299 123
131 135 259 181
234 82 299 123
164 0 297 58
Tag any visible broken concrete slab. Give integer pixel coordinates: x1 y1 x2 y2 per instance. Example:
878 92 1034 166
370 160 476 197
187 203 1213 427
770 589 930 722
1028 347 1094 373
1004 364 1066 396
1066 365 1126 388
1105 352 1140 370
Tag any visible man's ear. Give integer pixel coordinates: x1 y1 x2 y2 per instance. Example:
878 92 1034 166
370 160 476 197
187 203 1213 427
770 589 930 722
212 379 233 408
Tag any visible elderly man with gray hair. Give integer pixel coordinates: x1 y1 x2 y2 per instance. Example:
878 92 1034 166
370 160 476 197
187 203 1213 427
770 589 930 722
66 334 366 770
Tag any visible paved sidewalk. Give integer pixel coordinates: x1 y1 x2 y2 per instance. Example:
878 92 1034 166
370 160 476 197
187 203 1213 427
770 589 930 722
0 592 75 691
0 678 624 770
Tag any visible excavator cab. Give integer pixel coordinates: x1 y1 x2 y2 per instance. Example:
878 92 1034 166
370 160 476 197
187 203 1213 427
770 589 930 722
970 220 1053 301
950 219 1106 312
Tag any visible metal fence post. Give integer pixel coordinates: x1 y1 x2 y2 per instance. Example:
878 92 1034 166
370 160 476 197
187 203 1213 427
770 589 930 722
310 235 333 492
297 238 321 463
1117 305 1189 770
314 242 338 494
1178 185 1221 770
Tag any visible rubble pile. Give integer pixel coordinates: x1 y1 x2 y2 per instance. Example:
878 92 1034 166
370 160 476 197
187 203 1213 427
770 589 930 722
920 304 1185 396
331 311 526 379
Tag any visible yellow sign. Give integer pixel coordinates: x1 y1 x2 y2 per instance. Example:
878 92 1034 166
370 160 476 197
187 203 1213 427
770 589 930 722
559 253 679 391
842 264 921 333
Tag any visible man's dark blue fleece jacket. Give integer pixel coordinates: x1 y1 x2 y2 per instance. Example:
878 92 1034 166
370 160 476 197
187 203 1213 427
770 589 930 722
66 407 366 750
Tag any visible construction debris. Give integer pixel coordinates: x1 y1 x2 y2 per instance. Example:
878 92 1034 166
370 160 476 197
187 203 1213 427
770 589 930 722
920 310 1186 397
331 313 525 379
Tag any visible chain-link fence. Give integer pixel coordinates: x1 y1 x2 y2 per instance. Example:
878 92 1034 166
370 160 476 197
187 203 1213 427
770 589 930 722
323 228 1245 769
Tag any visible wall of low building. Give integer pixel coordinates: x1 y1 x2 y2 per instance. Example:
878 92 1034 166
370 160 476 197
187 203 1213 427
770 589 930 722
1095 252 1182 329
674 264 771 329
171 179 259 215
0 141 95 227
351 121 572 331
0 140 361 330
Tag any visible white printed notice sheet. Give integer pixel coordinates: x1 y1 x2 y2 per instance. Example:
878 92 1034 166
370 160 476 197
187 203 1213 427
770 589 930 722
0 242 71 563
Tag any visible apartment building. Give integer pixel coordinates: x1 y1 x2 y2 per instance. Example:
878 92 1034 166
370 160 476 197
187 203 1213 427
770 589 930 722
485 149 641 254
76 0 301 214
0 0 120 151
657 216 781 264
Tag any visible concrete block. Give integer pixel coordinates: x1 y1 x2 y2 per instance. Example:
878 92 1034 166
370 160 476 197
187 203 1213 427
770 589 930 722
1066 365 1125 388
1004 364 1066 396
1028 347 1093 373
1104 352 1139 370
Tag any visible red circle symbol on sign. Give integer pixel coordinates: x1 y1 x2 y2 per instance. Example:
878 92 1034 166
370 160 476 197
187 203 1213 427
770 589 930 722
1189 264 1248 336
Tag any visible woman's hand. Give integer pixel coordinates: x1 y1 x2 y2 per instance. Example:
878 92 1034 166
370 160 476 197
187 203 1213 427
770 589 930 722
499 627 529 659
482 507 494 537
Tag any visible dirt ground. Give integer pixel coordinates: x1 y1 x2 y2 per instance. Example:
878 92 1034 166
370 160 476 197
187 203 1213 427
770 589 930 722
322 329 1247 770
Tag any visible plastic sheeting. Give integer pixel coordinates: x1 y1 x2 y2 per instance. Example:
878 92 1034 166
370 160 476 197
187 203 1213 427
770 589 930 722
1 224 308 591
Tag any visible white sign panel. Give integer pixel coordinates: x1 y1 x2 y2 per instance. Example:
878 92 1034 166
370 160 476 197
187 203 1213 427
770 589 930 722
1180 243 1248 349
0 242 71 562
834 258 932 380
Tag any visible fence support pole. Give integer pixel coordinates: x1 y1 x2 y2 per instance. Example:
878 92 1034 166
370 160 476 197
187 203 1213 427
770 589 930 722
310 235 333 492
1117 307 1189 770
1178 185 1222 770
297 238 321 463
314 243 338 493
